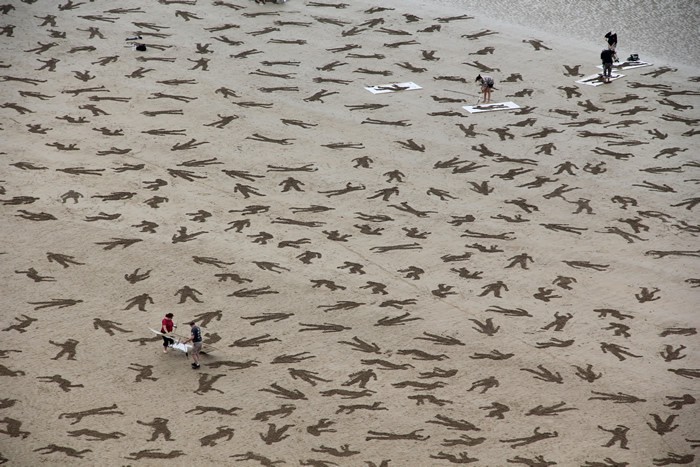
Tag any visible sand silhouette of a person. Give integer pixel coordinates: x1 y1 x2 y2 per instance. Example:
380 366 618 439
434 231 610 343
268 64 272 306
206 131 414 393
67 429 125 441
50 339 78 360
124 293 153 311
37 375 83 392
600 342 642 361
360 281 388 295
500 427 558 448
199 426 235 447
60 190 83 204
137 417 173 442
0 417 30 438
368 187 400 201
541 312 573 331
46 252 84 268
204 114 238 128
15 268 55 282
605 322 631 338
481 402 510 419
338 262 365 274
175 286 202 304
93 319 131 336
195 374 226 395
468 376 499 394
598 425 630 449
534 287 561 302
635 287 660 302
664 394 695 410
505 253 534 269
128 363 158 383
279 177 304 192
33 444 91 458
479 281 508 298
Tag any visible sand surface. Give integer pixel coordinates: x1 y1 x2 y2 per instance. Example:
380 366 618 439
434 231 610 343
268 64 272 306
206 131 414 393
1 0 699 466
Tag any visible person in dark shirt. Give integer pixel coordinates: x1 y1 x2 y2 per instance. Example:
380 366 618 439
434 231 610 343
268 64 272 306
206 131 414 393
600 48 617 83
160 313 175 353
184 321 202 369
605 31 617 51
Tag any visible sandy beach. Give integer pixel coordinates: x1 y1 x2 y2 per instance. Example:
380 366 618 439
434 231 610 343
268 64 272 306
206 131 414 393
1 0 699 465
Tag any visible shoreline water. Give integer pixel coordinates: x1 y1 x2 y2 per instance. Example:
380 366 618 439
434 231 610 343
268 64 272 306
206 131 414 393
435 0 700 73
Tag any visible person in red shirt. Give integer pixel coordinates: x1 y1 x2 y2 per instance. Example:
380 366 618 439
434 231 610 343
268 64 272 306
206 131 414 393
160 313 175 353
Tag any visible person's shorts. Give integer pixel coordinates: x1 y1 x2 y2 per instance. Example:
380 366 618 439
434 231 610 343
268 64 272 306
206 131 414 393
192 341 203 356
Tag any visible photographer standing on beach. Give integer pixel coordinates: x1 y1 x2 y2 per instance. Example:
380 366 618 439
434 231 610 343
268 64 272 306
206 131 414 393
600 47 617 83
476 74 495 103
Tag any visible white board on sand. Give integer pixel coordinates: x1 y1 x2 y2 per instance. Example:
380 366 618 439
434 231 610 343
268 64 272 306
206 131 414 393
576 73 624 87
365 82 422 94
596 60 652 70
463 101 520 113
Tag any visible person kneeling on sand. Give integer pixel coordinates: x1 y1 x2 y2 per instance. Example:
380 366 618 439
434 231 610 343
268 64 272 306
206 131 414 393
476 74 494 103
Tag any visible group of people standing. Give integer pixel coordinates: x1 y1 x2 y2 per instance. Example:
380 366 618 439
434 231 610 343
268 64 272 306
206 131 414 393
160 313 203 369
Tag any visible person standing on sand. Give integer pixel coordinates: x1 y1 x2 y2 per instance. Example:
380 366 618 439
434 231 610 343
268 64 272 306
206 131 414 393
605 31 617 51
160 313 175 353
476 74 494 103
183 321 202 369
600 47 617 83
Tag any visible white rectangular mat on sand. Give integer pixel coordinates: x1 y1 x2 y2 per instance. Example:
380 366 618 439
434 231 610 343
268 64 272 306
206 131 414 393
596 61 652 70
576 73 624 87
365 82 422 94
463 101 520 113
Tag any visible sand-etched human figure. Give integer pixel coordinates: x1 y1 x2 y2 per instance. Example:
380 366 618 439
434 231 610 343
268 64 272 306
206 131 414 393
15 268 55 282
33 444 91 458
468 376 499 394
49 339 78 360
124 449 185 460
67 429 125 441
175 285 202 303
652 453 696 466
195 374 226 395
0 417 30 438
58 404 124 425
93 319 131 336
500 427 558 448
36 375 83 392
124 293 153 311
199 426 235 447
505 253 534 269
598 425 630 449
47 252 84 268
552 275 577 290
664 394 695 410
128 363 158 383
635 287 660 303
478 280 508 298
600 342 642 361
480 401 510 419
137 417 173 442
605 322 631 338
3 314 37 334
541 312 573 331
534 287 561 302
